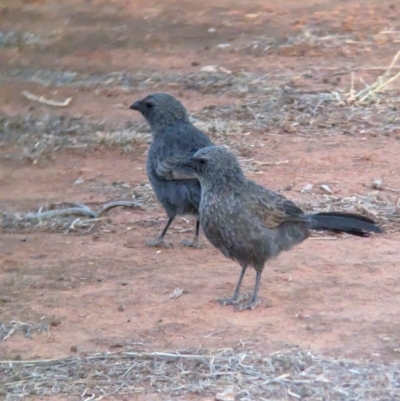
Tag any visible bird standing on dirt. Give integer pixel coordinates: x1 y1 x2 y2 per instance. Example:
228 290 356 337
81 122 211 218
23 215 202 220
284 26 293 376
130 93 214 248
183 146 382 310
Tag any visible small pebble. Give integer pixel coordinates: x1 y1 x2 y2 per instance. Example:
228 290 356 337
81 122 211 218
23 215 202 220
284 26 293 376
117 305 124 312
371 179 383 189
217 43 231 48
301 183 313 192
200 65 218 73
320 184 332 194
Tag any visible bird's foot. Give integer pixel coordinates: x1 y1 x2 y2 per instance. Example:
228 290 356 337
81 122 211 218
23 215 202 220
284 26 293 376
235 296 262 311
145 238 173 248
218 292 251 306
181 237 202 249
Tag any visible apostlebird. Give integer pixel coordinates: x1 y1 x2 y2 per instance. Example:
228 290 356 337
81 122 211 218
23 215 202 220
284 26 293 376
183 146 382 310
130 93 213 248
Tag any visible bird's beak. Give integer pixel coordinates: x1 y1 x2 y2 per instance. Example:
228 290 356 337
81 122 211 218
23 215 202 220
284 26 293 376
129 100 141 111
182 156 198 170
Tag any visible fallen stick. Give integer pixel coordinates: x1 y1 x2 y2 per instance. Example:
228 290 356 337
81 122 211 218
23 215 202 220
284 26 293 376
22 90 72 107
254 160 289 166
23 201 142 221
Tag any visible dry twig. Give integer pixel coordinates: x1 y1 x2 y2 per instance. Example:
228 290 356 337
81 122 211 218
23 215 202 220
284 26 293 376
22 90 72 107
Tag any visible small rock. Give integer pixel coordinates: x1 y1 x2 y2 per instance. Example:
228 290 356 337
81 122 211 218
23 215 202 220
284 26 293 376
208 28 216 33
200 65 218 73
70 345 78 353
371 179 383 190
191 61 200 67
217 43 231 49
320 184 332 194
301 183 313 192
74 177 84 185
117 305 124 312
245 13 260 18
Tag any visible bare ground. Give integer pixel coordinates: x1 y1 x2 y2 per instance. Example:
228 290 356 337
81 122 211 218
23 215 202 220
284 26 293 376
1 0 400 399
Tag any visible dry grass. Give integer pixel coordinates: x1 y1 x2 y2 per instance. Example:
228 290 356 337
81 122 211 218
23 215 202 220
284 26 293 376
345 50 400 105
0 321 49 342
0 113 150 164
1 348 400 400
2 63 400 162
131 183 159 210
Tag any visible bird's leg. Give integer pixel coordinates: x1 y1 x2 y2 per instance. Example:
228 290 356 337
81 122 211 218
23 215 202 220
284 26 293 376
219 265 248 306
181 220 202 249
146 217 174 248
236 271 262 311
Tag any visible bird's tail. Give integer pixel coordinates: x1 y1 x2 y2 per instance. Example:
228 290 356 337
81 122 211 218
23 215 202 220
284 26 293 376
309 212 382 237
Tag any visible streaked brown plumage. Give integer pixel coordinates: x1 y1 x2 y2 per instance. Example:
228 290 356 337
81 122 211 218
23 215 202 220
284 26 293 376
184 146 383 310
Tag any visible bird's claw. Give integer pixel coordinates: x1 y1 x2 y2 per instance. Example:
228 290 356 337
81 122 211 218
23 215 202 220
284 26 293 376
218 292 251 306
181 238 202 249
145 238 173 248
219 297 239 306
235 297 262 311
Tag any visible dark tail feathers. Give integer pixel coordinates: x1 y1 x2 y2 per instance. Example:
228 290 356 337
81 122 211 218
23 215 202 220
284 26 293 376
309 212 382 237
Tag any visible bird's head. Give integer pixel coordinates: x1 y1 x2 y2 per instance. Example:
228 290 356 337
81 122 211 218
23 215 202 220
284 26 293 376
183 146 246 188
129 93 188 132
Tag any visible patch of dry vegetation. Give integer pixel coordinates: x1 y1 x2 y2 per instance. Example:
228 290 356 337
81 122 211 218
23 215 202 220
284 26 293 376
1 348 399 400
0 201 142 234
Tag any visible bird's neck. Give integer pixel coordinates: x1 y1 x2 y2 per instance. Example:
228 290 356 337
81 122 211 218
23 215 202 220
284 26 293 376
149 117 188 137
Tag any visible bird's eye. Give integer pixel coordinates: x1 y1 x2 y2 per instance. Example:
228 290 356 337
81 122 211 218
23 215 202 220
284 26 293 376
145 102 153 109
199 159 207 165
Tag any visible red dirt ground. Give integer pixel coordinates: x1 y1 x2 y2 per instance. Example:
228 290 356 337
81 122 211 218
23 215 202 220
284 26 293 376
1 0 400 399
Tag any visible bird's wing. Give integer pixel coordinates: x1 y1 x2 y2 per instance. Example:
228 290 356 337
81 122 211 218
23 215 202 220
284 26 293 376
153 124 211 181
155 149 198 181
243 180 308 229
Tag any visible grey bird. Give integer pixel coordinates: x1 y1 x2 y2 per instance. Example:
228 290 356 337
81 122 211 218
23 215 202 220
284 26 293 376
130 93 214 248
183 146 383 310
